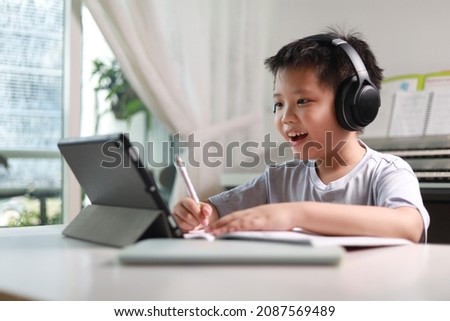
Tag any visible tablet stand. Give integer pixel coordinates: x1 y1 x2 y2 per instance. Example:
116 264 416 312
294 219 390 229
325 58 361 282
62 204 172 247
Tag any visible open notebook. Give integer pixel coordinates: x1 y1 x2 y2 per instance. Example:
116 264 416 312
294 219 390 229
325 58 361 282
184 228 414 248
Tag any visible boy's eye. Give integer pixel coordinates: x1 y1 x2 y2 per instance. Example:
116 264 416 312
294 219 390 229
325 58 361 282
297 98 309 105
272 102 283 113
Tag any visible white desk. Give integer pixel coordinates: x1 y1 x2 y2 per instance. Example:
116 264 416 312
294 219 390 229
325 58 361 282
1 225 450 300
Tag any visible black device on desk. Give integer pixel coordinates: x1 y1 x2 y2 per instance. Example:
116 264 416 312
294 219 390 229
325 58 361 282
58 133 182 247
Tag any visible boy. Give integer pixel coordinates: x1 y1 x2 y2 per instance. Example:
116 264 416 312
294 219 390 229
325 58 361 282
172 30 429 243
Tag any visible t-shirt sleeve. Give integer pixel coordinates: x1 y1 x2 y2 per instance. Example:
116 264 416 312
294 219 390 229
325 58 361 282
208 171 268 217
375 160 430 239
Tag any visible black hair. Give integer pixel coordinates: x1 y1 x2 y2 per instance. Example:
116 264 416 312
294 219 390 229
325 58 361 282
264 28 384 92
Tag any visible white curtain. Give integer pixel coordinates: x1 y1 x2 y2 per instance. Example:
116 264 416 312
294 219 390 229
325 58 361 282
84 0 270 205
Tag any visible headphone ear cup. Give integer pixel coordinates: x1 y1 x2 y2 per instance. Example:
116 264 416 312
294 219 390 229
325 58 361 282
335 76 380 131
354 84 380 127
335 77 358 131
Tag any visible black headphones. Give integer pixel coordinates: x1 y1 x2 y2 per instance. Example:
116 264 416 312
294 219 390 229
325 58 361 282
303 34 381 131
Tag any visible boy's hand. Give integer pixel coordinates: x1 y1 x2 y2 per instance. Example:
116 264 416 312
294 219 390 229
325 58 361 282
206 203 294 236
172 198 213 232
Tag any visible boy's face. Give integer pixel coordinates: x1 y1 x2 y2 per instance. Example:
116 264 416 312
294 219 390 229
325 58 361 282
273 67 347 160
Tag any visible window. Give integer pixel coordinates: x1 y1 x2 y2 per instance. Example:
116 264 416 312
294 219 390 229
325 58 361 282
0 0 65 226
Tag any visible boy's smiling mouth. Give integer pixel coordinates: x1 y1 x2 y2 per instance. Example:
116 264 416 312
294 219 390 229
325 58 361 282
286 130 308 142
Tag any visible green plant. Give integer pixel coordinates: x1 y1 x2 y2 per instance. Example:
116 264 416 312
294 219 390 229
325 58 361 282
7 209 40 227
5 197 62 227
91 58 151 131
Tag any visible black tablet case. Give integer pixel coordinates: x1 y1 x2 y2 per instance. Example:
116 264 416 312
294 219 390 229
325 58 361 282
58 133 182 247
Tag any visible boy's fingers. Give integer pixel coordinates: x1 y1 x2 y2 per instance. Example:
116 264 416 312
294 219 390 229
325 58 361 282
210 211 240 228
206 211 243 234
172 206 198 232
195 208 210 229
201 203 212 217
173 199 215 231
172 198 204 231
200 203 213 226
180 198 203 221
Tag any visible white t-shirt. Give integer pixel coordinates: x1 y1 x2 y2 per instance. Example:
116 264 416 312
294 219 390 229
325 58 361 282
209 142 430 241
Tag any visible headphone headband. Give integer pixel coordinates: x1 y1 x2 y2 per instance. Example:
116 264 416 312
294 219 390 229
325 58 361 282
303 34 370 84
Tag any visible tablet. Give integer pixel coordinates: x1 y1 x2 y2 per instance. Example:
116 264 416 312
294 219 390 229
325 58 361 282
58 133 183 247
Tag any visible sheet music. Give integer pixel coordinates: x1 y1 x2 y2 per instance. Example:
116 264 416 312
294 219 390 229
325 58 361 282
425 91 450 135
389 91 431 137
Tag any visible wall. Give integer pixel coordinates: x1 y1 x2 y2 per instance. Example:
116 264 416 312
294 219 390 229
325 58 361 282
267 0 450 77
